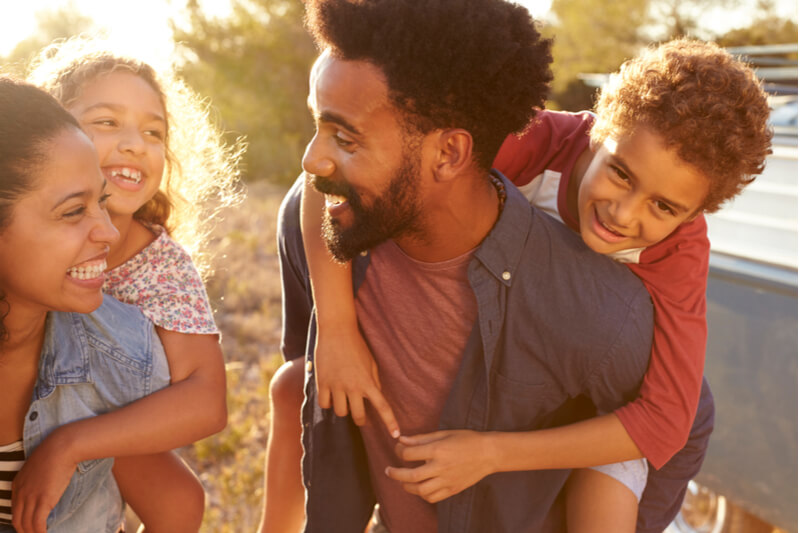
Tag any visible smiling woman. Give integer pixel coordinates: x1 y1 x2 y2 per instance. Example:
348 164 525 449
0 76 173 533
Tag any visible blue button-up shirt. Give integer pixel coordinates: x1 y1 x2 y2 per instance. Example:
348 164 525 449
278 172 712 532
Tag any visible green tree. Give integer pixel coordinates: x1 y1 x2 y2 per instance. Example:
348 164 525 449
547 0 651 110
0 4 95 76
173 0 317 183
717 0 799 46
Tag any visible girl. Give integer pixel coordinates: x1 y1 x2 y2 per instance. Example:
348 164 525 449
0 76 168 532
261 39 771 532
26 37 243 532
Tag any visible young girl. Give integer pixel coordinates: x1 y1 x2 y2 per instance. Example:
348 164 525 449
261 39 772 532
0 76 169 533
26 37 242 532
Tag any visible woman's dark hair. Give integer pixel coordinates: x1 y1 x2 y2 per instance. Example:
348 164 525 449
0 76 82 339
305 0 553 170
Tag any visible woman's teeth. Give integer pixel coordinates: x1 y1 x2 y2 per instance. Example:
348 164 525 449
111 168 142 184
67 260 107 280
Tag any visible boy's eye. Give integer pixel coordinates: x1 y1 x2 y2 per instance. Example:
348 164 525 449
655 200 675 215
611 166 630 183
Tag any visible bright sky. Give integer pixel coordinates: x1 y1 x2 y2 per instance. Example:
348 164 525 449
0 0 797 59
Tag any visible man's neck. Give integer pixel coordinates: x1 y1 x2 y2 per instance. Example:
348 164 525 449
394 173 501 263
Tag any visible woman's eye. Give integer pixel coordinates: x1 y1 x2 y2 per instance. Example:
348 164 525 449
99 193 111 208
63 206 86 218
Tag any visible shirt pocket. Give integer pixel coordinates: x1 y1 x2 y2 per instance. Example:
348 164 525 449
48 457 114 527
488 369 565 431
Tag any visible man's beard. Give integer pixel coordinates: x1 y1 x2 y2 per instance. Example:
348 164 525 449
309 151 424 262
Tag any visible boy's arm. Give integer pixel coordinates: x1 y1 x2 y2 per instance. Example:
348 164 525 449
300 177 399 436
386 413 642 503
616 216 709 469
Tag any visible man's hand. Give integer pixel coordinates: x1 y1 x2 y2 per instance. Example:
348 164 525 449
315 325 400 437
385 430 496 503
12 428 78 533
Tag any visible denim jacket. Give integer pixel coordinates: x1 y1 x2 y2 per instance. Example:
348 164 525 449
279 173 711 532
0 295 169 533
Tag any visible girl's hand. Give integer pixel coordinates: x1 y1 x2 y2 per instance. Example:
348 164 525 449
385 430 496 503
12 428 78 533
315 324 400 437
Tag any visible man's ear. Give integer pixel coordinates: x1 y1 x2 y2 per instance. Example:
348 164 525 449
431 128 473 183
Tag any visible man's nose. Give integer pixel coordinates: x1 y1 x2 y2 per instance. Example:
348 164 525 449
302 133 335 177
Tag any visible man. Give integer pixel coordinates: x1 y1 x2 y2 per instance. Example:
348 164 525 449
275 0 713 531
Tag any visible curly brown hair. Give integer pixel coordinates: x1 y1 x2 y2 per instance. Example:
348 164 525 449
591 38 772 213
305 0 553 170
27 37 244 277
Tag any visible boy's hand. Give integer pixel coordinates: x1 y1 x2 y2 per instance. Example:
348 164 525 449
12 428 78 533
315 325 400 437
385 430 496 503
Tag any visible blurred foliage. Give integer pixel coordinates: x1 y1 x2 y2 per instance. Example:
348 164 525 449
545 0 798 111
173 0 317 184
0 3 95 76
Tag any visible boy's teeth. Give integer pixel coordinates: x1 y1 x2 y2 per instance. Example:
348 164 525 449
67 260 108 280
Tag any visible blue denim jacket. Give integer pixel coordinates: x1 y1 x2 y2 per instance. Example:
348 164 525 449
279 173 715 533
0 295 170 533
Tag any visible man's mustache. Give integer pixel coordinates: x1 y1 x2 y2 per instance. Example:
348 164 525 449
307 173 354 200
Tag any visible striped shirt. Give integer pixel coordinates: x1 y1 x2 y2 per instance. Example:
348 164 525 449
0 440 23 525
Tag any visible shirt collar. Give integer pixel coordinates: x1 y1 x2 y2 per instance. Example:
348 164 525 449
473 170 532 286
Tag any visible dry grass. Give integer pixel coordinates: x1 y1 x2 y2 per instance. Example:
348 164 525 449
177 180 291 532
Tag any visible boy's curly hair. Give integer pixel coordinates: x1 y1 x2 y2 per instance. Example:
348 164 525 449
27 37 244 277
591 38 772 213
305 0 553 170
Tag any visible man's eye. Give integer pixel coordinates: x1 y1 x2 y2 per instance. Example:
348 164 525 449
334 134 354 147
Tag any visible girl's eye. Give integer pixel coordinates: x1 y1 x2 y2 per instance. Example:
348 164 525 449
145 129 165 141
92 119 116 127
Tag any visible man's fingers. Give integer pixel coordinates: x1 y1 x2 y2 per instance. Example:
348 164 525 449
349 394 367 426
332 389 350 417
398 431 448 446
366 388 400 437
317 386 332 410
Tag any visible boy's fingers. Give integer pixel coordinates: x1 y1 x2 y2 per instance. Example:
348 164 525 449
366 388 400 437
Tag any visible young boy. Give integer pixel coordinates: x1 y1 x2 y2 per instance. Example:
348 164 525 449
262 38 772 532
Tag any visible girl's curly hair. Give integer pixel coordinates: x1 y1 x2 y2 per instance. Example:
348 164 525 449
27 37 244 277
591 38 772 213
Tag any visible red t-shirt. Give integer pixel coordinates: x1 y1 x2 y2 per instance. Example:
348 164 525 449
494 110 708 469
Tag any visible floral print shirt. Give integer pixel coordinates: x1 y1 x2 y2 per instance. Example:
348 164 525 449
104 227 219 335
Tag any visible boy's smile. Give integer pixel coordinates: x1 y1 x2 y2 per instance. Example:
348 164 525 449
575 127 709 256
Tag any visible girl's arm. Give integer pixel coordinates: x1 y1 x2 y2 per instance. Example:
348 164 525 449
11 331 227 533
301 178 399 436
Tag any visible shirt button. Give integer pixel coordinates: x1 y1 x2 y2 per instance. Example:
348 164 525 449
306 360 313 372
502 271 511 281
29 411 38 421
360 250 368 257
